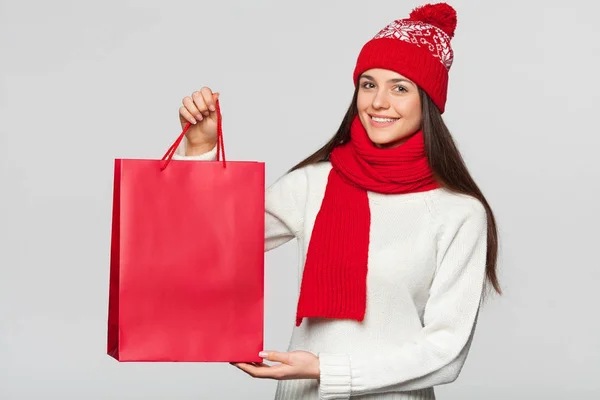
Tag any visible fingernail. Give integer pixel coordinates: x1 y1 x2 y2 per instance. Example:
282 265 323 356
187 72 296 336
259 351 268 358
191 118 197 124
209 105 216 112
203 111 210 116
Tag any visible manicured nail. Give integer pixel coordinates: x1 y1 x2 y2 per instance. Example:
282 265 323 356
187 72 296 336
203 111 210 116
195 114 203 120
259 351 268 358
190 118 197 124
209 105 216 112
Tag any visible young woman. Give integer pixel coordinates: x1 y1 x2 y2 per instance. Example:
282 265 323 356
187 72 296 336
173 3 501 399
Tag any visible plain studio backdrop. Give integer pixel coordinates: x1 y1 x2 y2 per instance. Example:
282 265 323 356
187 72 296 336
1 0 599 399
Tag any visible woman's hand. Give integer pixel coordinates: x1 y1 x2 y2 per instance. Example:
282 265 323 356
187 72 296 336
178 87 220 154
232 351 320 380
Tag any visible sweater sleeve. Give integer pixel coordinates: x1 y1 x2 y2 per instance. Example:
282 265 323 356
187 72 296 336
317 201 489 399
171 139 307 252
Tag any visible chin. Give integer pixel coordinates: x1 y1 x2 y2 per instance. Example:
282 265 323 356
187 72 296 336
366 131 411 148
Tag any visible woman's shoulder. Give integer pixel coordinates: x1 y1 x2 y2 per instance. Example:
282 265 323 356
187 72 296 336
427 187 487 221
279 161 332 185
295 160 333 176
268 161 331 194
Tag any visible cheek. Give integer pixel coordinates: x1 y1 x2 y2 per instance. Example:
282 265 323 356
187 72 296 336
356 92 371 110
393 97 421 123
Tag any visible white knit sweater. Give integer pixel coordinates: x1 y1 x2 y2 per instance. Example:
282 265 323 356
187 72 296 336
173 142 488 400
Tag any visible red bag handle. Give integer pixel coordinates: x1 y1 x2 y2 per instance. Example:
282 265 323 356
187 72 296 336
160 99 226 171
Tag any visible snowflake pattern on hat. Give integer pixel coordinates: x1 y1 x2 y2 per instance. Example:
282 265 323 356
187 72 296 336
373 20 454 70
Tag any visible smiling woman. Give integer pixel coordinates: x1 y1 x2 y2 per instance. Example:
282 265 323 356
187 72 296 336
172 2 501 399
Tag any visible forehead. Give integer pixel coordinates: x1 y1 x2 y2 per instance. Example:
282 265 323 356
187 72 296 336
360 68 411 82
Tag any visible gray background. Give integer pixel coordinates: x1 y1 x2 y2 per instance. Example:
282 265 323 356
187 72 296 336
1 0 598 398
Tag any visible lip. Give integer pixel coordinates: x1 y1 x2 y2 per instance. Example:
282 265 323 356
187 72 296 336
370 114 399 119
368 114 400 128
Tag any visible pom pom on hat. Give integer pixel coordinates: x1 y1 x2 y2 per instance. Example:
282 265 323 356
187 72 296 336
409 2 457 38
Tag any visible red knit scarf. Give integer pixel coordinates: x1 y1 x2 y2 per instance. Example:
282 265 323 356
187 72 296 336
295 115 440 326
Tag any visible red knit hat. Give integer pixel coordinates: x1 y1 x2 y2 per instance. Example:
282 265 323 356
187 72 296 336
352 2 458 113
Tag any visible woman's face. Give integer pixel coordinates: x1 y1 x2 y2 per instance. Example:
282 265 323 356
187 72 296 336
356 68 422 148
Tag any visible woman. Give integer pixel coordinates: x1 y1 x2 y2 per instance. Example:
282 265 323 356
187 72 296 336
173 3 501 399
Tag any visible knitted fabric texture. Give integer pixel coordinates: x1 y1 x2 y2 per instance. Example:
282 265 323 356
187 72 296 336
295 116 440 326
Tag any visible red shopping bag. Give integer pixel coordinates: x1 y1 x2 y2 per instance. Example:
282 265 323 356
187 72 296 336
107 101 264 362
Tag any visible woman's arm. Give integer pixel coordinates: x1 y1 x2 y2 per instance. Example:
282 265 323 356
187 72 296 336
317 201 489 399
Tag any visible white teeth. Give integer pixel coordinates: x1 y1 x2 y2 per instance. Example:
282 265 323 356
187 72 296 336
371 116 398 123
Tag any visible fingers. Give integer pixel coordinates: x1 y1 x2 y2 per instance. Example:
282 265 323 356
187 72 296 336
260 351 290 364
232 352 317 380
200 87 216 113
181 87 219 124
179 106 197 125
250 362 267 367
193 90 210 118
183 95 203 122
232 362 266 367
233 362 260 377
233 362 285 379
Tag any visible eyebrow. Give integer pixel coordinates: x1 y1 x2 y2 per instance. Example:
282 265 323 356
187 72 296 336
360 74 414 85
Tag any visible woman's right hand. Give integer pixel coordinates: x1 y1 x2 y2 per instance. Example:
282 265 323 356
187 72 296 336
179 87 220 153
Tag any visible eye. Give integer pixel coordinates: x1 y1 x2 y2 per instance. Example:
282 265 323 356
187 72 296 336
360 81 375 89
394 85 408 93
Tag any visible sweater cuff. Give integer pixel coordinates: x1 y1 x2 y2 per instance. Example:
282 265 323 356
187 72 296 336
171 141 217 161
318 353 352 400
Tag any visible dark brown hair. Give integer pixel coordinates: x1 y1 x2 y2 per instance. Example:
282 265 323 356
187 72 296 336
290 85 502 297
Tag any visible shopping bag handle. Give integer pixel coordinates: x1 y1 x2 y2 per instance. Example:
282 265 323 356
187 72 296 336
160 99 226 171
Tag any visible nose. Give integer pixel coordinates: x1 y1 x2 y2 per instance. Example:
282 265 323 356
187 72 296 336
372 89 389 109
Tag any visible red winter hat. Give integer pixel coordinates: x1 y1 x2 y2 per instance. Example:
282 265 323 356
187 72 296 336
353 2 457 113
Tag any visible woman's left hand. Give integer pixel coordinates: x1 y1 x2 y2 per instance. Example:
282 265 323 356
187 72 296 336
232 350 320 380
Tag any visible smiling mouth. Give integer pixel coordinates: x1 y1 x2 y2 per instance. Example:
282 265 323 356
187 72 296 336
368 115 400 127
370 115 400 123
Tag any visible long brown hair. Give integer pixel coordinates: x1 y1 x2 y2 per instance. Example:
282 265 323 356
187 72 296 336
290 86 502 297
